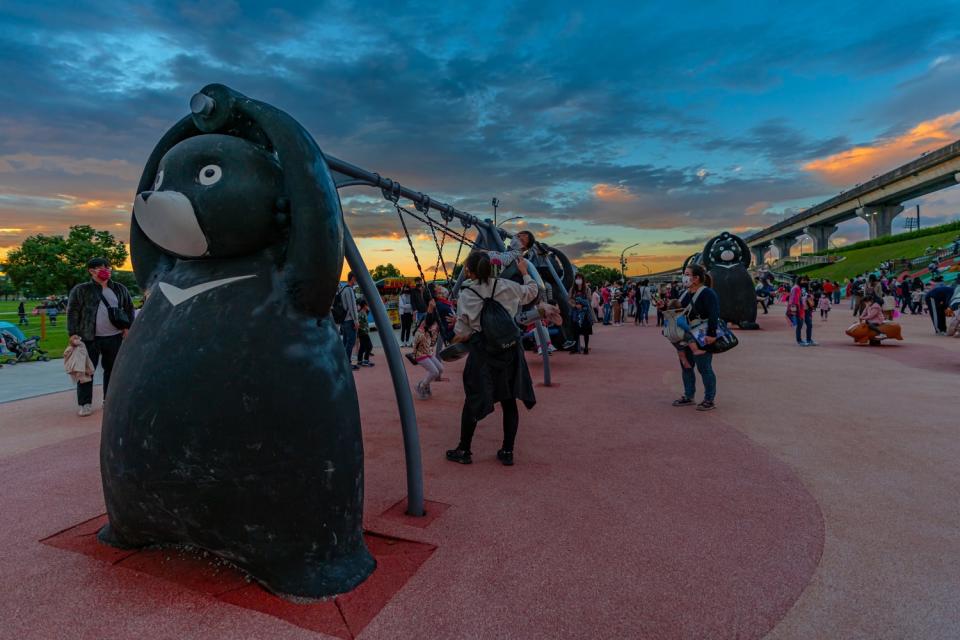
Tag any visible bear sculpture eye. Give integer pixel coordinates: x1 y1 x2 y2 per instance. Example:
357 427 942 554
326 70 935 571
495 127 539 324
153 170 164 190
198 164 222 186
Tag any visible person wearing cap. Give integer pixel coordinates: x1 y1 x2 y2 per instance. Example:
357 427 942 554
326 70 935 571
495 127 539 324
67 257 134 416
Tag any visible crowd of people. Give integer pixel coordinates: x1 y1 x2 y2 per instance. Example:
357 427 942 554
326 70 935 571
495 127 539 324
58 239 958 463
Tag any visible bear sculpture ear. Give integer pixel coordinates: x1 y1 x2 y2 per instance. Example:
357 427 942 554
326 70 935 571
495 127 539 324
130 115 201 291
189 84 343 316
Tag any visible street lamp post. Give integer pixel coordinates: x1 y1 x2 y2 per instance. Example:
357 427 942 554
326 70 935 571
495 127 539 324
499 215 523 227
491 197 500 226
620 242 640 281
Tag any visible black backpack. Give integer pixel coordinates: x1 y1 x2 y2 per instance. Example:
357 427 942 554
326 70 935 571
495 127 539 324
461 280 520 352
331 286 348 324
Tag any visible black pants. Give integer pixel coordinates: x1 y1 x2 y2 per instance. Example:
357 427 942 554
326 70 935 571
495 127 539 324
400 313 413 343
357 333 373 362
78 334 122 406
458 398 519 452
927 299 947 333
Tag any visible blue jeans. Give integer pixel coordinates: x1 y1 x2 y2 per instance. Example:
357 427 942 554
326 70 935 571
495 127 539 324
341 322 357 363
795 312 813 343
639 299 651 324
680 349 715 402
602 303 612 324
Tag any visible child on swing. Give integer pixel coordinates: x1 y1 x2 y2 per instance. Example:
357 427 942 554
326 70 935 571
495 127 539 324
411 300 444 399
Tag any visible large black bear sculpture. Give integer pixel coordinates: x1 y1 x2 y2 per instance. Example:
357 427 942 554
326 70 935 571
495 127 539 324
698 231 759 329
98 84 375 598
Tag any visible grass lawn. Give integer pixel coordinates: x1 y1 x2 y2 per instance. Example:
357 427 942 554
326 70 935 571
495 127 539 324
802 228 960 281
0 300 70 358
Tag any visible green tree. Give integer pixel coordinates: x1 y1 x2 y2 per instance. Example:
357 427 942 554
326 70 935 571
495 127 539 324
370 263 402 280
112 270 141 296
2 225 128 296
0 273 15 300
576 263 621 287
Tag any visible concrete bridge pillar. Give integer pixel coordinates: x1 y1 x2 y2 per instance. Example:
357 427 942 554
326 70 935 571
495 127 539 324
857 205 903 239
750 244 769 267
804 223 837 253
772 236 797 260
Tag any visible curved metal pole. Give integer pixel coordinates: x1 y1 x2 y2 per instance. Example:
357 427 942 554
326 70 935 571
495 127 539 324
343 226 425 517
534 321 552 386
541 254 575 345
519 259 552 386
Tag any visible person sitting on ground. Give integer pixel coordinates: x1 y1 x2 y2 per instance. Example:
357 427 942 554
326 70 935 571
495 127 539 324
446 251 539 466
946 281 960 337
411 302 443 399
859 294 887 338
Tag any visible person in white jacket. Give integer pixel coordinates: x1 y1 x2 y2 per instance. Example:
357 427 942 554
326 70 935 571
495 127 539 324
446 252 539 467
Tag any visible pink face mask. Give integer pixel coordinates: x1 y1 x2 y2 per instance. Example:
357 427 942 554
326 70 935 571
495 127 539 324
96 268 112 281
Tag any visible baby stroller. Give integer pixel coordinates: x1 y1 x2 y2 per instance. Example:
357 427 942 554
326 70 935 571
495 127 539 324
0 323 49 364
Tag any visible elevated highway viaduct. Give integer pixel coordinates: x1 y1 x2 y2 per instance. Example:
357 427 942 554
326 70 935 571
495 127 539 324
746 139 960 265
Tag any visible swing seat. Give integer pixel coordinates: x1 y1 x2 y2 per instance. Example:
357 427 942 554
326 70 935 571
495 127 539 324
439 342 469 362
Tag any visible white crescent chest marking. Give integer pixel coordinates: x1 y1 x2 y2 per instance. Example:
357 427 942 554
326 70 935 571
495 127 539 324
159 275 257 306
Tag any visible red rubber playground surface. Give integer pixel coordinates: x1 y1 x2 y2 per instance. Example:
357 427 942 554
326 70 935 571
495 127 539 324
1 311 958 639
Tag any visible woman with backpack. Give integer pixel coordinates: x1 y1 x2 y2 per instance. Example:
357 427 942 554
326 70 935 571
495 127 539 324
445 251 540 466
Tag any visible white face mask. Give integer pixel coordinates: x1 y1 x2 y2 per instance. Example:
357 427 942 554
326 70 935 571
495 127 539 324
682 275 692 287
575 278 583 285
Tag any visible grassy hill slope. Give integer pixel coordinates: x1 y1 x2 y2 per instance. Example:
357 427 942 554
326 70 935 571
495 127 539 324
799 227 959 281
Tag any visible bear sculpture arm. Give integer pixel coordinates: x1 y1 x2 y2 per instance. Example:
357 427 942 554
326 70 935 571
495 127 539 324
191 84 343 318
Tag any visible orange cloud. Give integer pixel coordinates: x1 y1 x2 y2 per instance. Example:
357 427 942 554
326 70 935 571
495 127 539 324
592 183 635 203
804 110 960 186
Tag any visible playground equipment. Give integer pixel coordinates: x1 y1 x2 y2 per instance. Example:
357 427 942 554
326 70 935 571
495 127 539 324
683 231 759 329
845 322 904 345
99 84 575 598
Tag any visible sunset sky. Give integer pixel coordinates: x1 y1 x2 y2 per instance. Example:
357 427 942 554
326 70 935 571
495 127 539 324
2 1 960 277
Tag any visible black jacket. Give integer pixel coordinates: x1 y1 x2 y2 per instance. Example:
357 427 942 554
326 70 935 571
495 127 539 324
679 286 720 337
67 280 134 341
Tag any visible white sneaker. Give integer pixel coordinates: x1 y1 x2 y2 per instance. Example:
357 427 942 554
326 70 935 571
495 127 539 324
875 333 887 340
78 404 93 417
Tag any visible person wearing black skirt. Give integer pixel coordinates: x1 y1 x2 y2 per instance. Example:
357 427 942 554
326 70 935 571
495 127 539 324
446 251 540 466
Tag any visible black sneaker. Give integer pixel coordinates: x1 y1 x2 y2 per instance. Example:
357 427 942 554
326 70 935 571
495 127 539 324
697 400 716 411
446 448 472 464
351 363 360 370
496 449 514 466
672 397 694 407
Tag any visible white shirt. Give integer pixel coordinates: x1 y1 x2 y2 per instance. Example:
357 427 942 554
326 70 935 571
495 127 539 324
95 287 122 337
455 276 539 337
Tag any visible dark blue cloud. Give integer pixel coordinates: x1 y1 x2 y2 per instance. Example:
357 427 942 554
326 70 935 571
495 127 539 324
1 0 959 253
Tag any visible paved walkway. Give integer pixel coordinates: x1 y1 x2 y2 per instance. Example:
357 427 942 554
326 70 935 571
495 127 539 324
0 360 103 404
1 311 957 638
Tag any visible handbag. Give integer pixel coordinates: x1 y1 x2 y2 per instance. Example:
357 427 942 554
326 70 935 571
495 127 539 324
100 292 132 330
704 320 739 353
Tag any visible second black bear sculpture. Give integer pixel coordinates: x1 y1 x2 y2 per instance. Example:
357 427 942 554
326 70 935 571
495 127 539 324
98 84 375 598
684 232 759 329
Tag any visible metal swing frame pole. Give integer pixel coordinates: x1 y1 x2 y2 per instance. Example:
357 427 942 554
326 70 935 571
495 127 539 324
342 226 425 517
